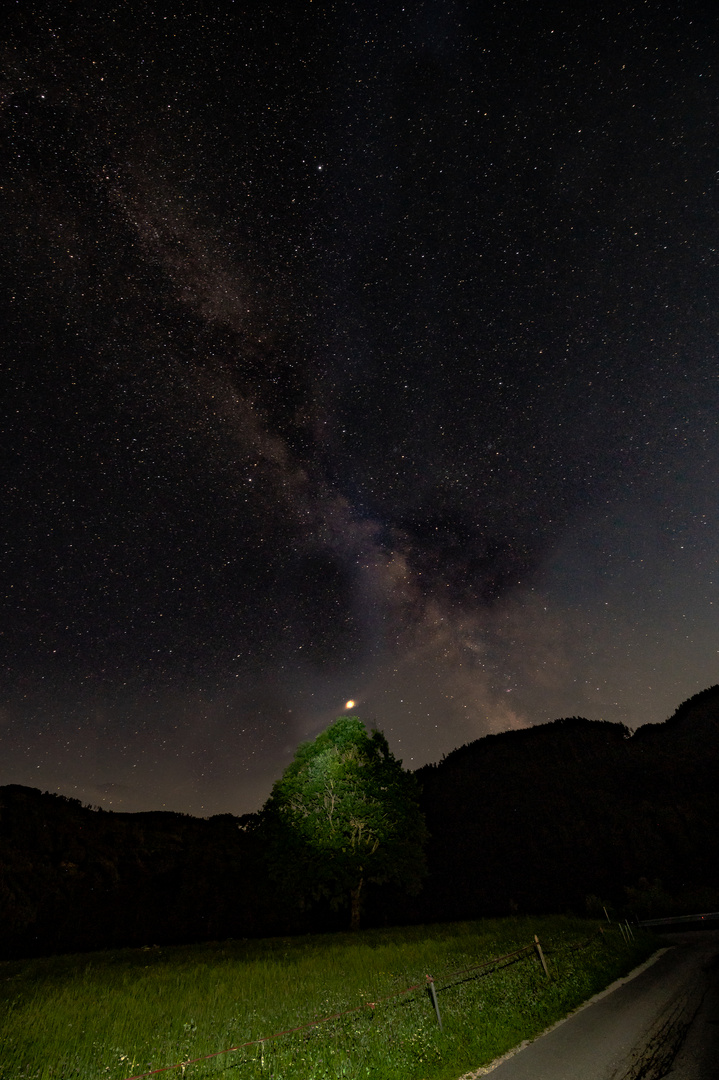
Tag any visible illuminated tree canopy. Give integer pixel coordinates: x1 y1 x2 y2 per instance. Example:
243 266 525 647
262 715 427 929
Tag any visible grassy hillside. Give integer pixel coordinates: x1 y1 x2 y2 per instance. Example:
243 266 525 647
0 916 657 1080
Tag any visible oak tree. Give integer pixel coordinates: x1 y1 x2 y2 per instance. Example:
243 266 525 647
262 716 427 930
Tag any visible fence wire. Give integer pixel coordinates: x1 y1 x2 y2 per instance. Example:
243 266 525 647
121 932 590 1080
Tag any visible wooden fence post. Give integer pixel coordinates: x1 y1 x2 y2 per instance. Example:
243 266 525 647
534 935 549 978
426 975 443 1030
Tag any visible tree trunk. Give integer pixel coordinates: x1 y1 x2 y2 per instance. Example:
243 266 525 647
350 877 363 931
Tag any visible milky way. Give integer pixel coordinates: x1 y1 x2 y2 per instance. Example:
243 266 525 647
1 1 718 814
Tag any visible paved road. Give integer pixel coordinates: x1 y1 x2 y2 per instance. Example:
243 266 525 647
663 940 719 1080
472 931 719 1080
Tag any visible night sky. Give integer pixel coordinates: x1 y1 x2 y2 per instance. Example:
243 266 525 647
2 1 718 816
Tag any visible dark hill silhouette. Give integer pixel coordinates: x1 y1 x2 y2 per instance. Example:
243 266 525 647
408 687 719 923
0 787 277 957
2 685 719 957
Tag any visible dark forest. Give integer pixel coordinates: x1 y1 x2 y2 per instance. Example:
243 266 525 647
2 686 718 960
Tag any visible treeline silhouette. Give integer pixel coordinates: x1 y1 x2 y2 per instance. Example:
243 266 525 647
2 685 719 958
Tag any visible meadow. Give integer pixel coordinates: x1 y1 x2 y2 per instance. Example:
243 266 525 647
0 916 657 1080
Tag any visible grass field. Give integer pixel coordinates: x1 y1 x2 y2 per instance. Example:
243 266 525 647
0 916 657 1080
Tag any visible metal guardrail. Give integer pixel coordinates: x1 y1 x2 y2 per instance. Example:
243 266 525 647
638 911 719 927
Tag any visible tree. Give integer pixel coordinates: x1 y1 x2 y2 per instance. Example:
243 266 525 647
261 716 428 930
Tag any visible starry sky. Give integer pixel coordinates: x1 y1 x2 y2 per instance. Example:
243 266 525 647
1 0 718 815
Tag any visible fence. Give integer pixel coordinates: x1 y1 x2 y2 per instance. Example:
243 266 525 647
123 928 613 1080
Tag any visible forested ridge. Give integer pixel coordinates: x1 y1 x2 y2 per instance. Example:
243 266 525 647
2 686 718 958
415 684 719 922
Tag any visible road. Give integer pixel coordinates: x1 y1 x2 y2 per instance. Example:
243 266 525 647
464 931 719 1080
663 938 719 1080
